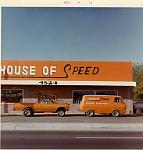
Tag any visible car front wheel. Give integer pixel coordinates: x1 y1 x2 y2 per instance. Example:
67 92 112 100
112 110 119 117
58 109 65 117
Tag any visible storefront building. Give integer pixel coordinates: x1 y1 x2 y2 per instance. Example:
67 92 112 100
1 60 136 104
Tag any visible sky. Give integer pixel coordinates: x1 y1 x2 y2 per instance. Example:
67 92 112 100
1 7 143 63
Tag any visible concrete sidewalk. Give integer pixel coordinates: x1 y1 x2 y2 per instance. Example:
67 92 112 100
1 122 143 131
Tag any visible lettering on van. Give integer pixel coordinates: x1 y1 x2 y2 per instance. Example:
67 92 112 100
95 102 109 104
88 97 109 101
100 97 109 101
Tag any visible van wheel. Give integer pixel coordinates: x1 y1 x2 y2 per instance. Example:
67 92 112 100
112 110 119 117
85 110 94 117
58 109 65 117
23 108 33 117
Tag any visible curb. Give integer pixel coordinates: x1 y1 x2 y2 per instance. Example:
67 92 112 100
1 123 143 131
1 112 84 116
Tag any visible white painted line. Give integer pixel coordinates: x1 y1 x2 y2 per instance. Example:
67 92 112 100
76 137 143 139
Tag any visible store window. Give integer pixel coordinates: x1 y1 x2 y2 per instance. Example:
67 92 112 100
72 90 118 104
1 89 24 103
95 90 118 95
72 90 94 104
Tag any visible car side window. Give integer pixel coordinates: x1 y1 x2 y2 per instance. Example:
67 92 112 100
41 99 51 104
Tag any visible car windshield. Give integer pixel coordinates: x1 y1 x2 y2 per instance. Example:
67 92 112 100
40 98 64 104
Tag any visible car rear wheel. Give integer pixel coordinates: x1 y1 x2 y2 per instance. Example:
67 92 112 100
58 109 65 117
85 110 94 117
23 108 33 117
112 110 119 117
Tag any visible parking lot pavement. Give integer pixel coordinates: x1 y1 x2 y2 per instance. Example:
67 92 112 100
1 113 143 123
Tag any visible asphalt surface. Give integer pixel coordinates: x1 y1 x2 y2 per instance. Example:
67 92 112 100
2 113 143 123
2 131 143 149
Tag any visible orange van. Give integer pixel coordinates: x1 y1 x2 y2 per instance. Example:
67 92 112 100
80 95 126 117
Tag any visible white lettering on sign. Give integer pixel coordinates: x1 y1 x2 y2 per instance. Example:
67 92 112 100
42 66 49 75
0 66 36 76
50 66 56 75
42 66 56 76
30 66 36 75
1 65 57 76
22 66 29 75
14 66 21 75
0 66 6 75
7 66 13 75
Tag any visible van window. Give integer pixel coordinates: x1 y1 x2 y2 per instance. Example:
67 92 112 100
114 97 120 102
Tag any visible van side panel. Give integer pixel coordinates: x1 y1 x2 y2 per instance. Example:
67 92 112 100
80 95 126 115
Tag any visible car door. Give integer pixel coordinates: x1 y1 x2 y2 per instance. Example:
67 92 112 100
34 99 55 112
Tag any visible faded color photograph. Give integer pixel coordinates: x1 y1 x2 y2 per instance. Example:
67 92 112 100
1 7 143 149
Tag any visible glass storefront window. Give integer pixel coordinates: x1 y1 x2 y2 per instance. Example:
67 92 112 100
72 90 118 104
72 90 94 104
95 90 118 95
1 89 24 103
